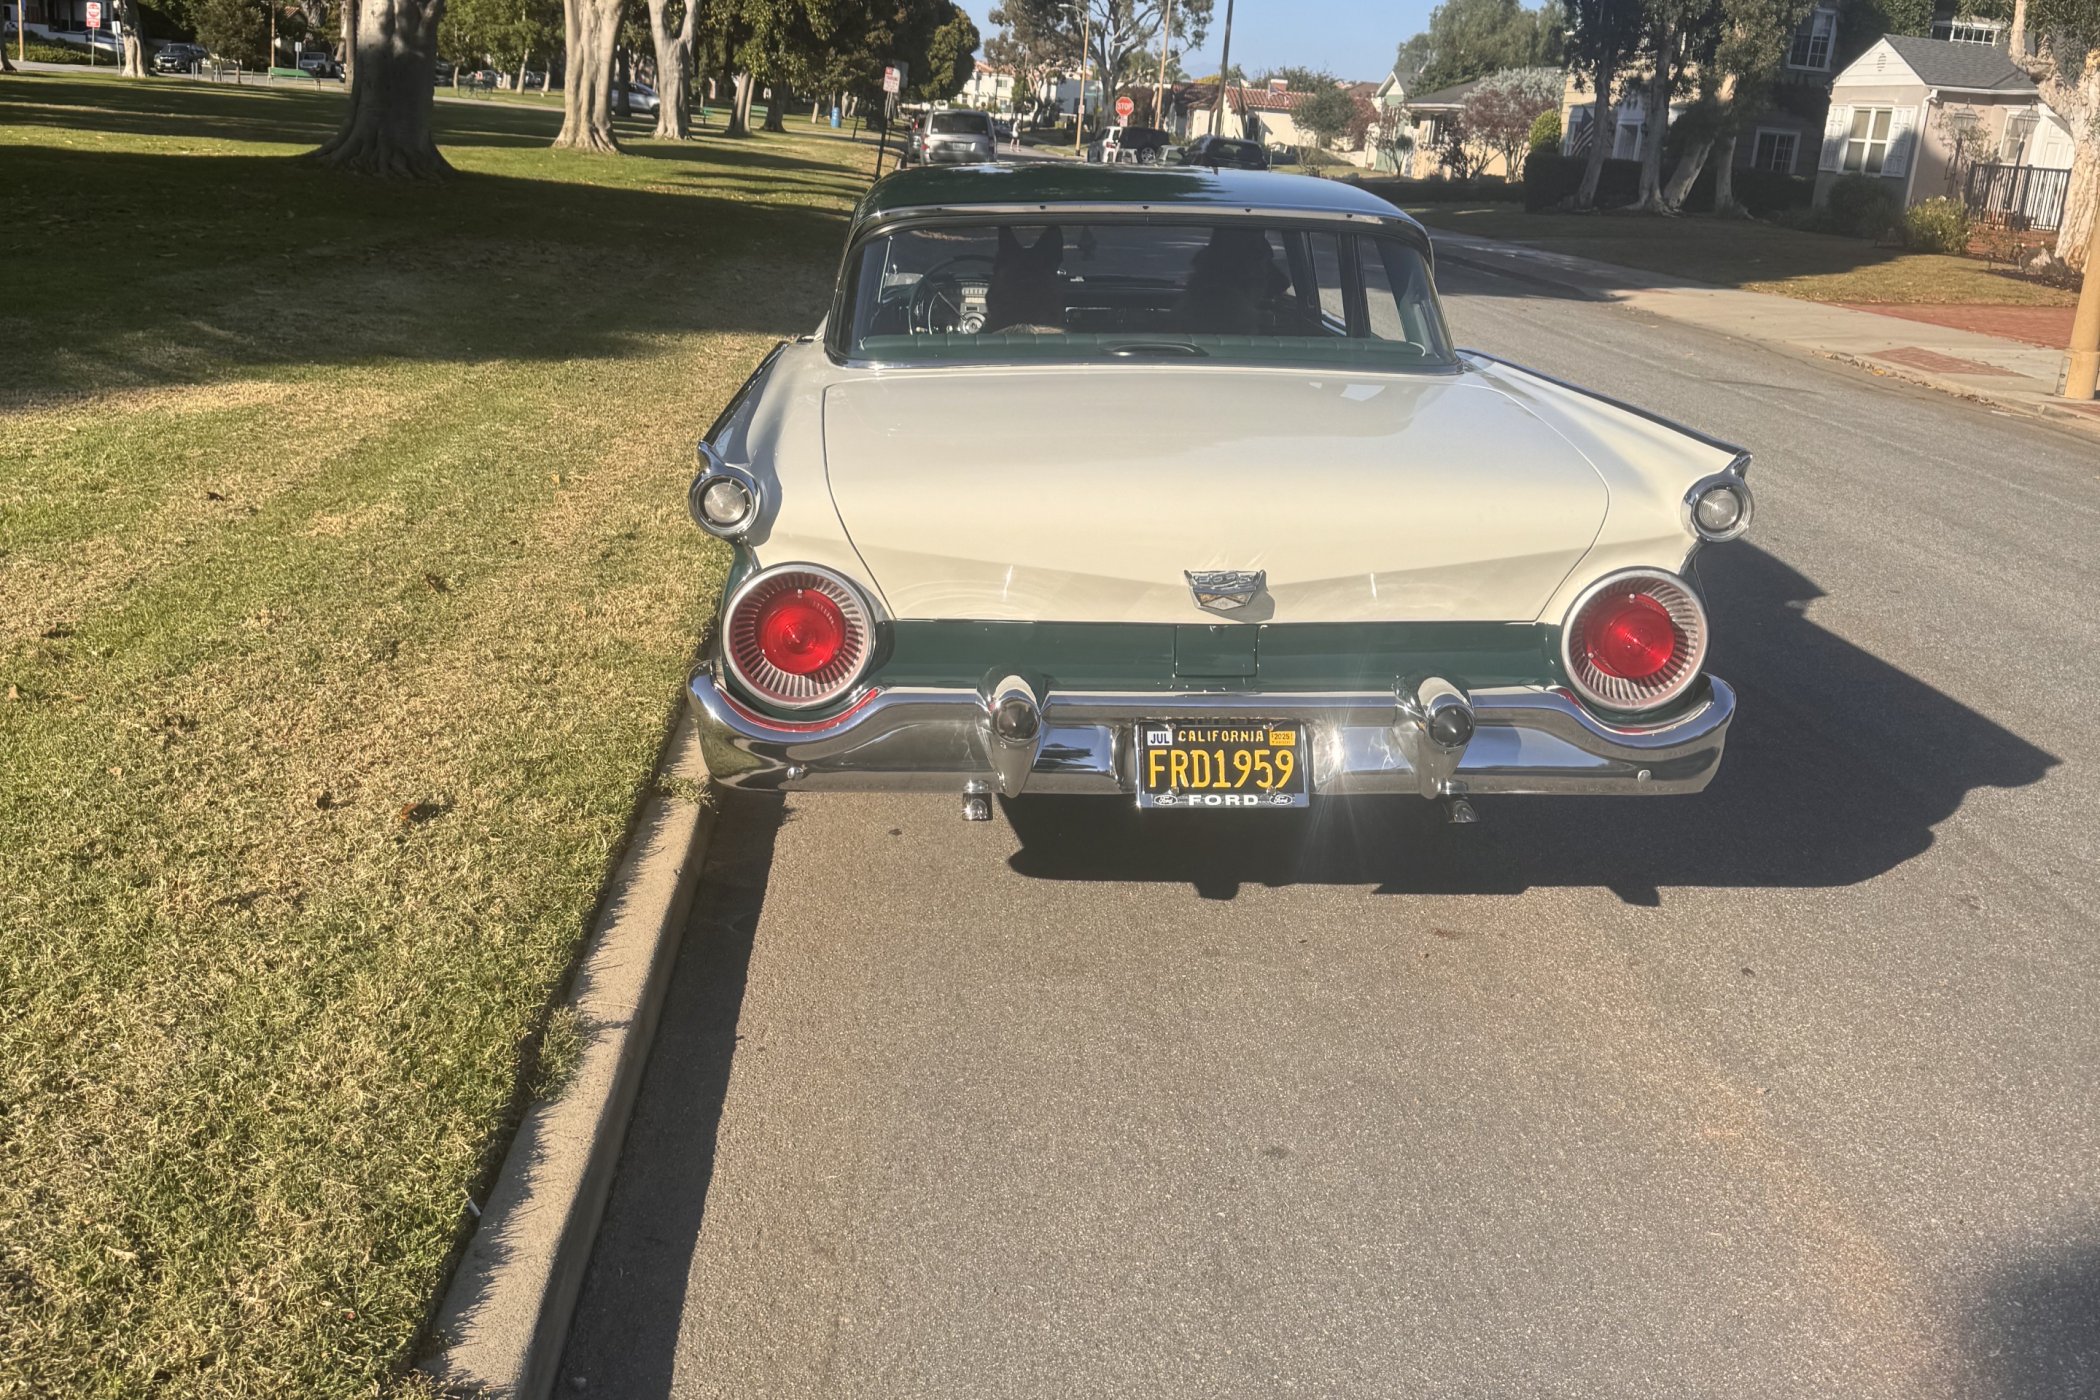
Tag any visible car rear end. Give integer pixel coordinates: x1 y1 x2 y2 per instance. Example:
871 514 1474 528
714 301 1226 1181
684 173 1747 815
922 112 996 164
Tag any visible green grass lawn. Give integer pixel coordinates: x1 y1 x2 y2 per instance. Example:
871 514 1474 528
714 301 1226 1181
1410 206 2080 308
0 70 873 1397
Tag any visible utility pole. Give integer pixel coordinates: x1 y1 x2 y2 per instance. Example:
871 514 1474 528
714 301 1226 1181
1210 0 1235 138
1152 0 1175 131
1067 1 1090 157
2066 207 2100 401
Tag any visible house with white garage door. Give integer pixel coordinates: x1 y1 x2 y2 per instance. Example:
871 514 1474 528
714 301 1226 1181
1817 35 2077 230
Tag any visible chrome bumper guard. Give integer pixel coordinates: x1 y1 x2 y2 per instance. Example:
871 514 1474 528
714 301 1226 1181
688 669 1735 799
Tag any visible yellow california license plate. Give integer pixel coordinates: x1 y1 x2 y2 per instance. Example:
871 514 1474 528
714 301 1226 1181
1136 723 1309 809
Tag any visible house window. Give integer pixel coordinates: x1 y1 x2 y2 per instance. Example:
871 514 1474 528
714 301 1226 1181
1752 129 1799 172
1613 121 1646 159
1931 16 2003 43
1788 8 1837 70
2001 111 2038 163
1842 106 1894 174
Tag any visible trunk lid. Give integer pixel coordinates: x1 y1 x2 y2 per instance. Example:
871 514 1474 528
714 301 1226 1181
821 366 1609 624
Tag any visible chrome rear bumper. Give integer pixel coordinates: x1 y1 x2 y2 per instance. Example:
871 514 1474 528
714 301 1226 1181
688 670 1735 799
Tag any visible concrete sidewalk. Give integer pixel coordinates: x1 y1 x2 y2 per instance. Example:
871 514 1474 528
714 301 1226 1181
1432 230 2100 431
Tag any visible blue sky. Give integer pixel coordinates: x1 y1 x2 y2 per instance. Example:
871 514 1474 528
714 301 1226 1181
955 0 1439 84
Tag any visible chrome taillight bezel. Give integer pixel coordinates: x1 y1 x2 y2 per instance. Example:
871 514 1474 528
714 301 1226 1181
1561 568 1709 715
721 563 876 711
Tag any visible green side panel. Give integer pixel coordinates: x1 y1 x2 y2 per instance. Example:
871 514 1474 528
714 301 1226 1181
1175 626 1258 679
869 620 1561 695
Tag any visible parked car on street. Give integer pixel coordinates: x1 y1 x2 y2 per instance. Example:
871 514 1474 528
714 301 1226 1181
295 50 341 78
918 109 997 164
1179 134 1270 170
1088 125 1171 163
682 165 1751 820
151 41 209 72
617 82 660 115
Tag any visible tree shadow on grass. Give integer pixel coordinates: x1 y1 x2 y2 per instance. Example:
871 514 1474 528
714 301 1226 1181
1002 542 2059 902
0 140 860 407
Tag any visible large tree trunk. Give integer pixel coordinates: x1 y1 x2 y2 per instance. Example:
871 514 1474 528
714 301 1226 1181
1633 36 1673 213
761 80 785 131
724 70 752 137
554 0 622 151
116 0 147 75
310 0 449 176
2038 49 2098 270
2009 0 2029 60
1661 130 1712 210
1576 72 1613 209
516 50 528 92
612 47 631 117
645 0 696 139
1712 131 1740 215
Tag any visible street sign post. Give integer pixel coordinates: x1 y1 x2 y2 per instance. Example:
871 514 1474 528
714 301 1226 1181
882 66 901 95
86 2 100 66
872 62 908 179
1114 94 1133 123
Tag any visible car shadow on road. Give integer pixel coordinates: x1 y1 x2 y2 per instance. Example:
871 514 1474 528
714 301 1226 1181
1967 1240 2100 1398
1003 543 2059 903
556 788 786 1397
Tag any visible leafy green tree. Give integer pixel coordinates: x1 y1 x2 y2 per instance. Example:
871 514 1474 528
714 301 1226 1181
1291 72 1355 150
1560 0 1643 206
1528 106 1560 150
194 0 268 65
1395 0 1560 92
1461 64 1560 172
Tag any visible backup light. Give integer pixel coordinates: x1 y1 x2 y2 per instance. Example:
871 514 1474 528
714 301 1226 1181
689 445 761 539
1684 474 1753 543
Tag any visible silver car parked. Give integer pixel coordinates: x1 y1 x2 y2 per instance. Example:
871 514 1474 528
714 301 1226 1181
920 109 997 164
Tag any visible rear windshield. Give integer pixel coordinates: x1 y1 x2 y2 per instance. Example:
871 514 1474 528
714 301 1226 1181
843 219 1452 368
929 113 989 134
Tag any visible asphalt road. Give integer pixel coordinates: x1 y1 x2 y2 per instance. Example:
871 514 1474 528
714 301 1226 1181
562 250 2100 1398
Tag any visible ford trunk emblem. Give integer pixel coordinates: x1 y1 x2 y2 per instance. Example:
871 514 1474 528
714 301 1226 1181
1185 569 1266 613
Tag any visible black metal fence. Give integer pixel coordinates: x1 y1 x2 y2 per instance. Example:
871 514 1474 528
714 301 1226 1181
1963 163 2071 231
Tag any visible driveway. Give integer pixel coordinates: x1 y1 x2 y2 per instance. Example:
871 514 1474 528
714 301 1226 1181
562 251 2100 1398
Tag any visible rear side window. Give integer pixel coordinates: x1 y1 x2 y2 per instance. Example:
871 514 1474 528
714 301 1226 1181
929 113 988 135
843 219 1452 369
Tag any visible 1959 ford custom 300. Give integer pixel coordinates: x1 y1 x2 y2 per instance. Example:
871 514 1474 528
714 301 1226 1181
685 165 1752 821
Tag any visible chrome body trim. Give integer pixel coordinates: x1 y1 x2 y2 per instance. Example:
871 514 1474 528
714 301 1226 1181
688 669 1735 799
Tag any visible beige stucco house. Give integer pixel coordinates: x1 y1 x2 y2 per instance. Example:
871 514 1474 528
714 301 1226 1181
1816 35 2076 226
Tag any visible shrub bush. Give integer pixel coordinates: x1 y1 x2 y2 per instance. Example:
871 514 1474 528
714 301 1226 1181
1521 150 1643 211
1824 174 1902 240
1352 176 1526 204
1903 196 1971 253
1528 109 1561 154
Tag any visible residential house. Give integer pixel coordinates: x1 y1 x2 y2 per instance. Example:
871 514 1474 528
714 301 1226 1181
1816 35 2077 228
1404 78 1501 178
959 61 1017 111
1366 70 1410 173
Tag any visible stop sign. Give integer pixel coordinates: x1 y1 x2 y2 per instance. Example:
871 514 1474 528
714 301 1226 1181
1114 95 1134 123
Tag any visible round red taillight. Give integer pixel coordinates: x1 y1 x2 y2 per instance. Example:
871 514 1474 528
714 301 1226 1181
1585 591 1678 681
754 589 846 676
1562 570 1707 713
723 565 874 710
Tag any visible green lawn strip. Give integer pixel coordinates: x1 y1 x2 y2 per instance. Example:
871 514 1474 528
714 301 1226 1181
1410 205 2078 308
2 71 862 1397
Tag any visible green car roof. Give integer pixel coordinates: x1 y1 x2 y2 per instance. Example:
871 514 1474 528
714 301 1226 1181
854 163 1422 233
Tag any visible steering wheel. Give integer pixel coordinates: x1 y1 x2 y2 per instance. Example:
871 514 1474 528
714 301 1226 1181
908 254 995 334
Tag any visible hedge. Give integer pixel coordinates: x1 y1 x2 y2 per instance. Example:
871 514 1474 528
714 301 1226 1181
1521 150 1813 217
1351 175 1527 205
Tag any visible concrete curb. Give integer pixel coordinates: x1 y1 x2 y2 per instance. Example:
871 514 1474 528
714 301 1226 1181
421 713 716 1399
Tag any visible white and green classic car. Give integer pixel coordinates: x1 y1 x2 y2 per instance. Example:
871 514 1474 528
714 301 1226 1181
685 165 1751 822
